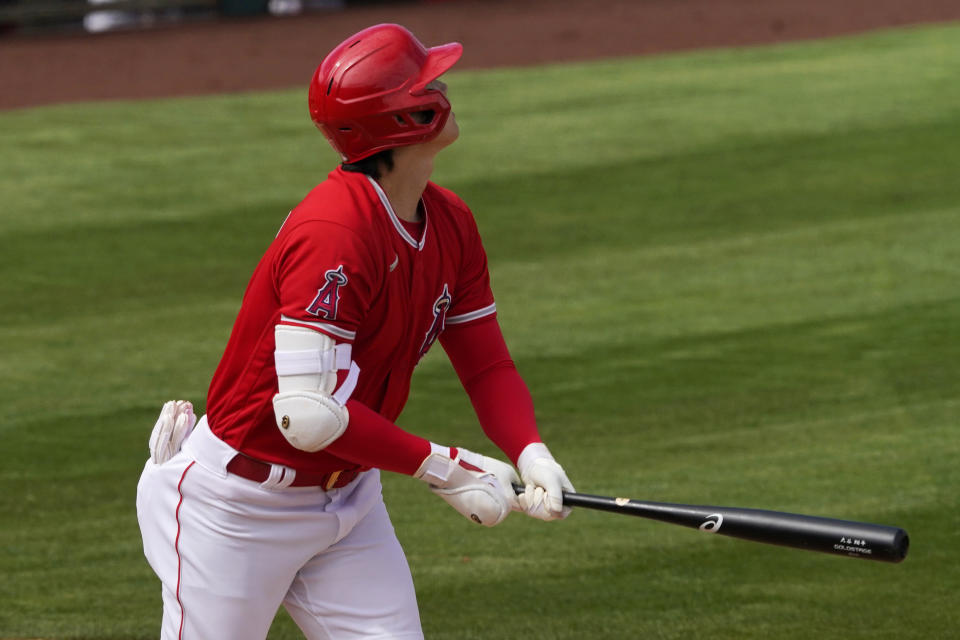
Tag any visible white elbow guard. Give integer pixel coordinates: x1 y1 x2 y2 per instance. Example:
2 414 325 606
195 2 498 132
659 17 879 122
272 324 360 452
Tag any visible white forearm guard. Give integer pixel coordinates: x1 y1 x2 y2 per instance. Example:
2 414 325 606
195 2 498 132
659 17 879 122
272 324 359 452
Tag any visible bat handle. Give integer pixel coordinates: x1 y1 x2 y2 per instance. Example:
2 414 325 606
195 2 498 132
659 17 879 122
511 482 574 500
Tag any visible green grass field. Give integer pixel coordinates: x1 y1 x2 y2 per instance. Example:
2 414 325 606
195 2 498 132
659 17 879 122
1 22 959 639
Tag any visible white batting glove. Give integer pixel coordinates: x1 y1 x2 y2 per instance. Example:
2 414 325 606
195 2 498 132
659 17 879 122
517 442 575 521
148 400 196 465
475 454 522 512
414 444 519 527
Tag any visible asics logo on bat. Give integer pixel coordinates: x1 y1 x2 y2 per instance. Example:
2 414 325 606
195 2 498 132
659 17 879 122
699 514 724 533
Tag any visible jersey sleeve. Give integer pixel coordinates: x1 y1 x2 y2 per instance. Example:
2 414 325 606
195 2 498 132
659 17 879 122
273 220 378 343
447 207 497 326
439 316 541 464
325 400 432 475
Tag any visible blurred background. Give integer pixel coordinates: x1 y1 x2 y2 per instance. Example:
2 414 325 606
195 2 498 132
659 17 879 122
4 0 959 111
0 0 400 36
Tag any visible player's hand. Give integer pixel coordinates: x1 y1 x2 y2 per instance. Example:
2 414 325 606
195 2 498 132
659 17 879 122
474 454 522 512
517 442 575 521
148 400 196 465
414 445 517 526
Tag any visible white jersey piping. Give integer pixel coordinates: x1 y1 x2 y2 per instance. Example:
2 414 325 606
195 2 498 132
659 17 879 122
366 175 428 251
280 314 356 341
445 303 497 325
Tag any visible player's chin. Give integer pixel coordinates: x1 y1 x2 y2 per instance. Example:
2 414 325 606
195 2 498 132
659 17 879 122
438 115 460 146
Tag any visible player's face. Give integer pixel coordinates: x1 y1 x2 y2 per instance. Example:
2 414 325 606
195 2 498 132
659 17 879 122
428 79 459 146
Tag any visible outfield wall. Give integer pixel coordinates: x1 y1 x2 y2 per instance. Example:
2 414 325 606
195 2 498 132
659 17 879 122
0 0 421 35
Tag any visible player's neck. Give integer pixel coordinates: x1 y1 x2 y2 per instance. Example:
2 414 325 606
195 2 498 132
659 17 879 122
378 152 435 222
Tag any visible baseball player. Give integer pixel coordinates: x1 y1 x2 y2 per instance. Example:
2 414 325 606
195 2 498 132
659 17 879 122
136 23 575 639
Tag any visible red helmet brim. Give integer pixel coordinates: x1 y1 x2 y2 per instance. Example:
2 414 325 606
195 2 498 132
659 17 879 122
411 41 463 94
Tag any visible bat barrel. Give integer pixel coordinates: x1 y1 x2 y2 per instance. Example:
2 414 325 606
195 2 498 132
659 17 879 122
558 491 909 563
703 505 909 562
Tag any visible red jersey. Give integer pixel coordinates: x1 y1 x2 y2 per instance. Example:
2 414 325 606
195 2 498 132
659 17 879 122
206 167 496 471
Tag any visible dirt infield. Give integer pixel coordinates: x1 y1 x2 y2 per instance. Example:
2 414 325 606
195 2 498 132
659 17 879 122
1 0 959 110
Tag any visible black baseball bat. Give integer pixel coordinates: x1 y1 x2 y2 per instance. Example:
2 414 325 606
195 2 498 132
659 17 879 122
513 485 908 563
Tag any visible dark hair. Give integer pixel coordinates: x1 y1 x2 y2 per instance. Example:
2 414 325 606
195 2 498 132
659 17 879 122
341 149 395 180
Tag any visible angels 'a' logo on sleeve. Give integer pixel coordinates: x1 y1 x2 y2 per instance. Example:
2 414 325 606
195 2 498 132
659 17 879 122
305 265 348 320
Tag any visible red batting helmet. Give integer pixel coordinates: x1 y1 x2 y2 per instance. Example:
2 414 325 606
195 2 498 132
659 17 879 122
308 24 463 163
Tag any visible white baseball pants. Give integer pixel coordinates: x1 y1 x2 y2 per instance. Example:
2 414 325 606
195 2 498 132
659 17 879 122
136 417 423 639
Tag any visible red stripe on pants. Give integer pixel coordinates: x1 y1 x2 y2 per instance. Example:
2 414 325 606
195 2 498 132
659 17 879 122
175 462 196 640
